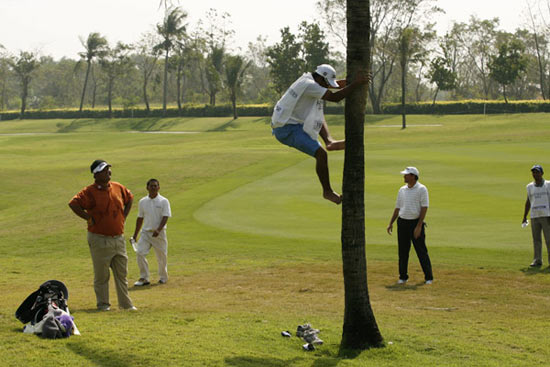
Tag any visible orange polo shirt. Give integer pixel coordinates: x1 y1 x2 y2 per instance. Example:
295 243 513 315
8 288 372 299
70 181 133 236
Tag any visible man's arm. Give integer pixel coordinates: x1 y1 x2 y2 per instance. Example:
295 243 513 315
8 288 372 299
123 198 133 219
68 202 93 225
152 216 169 238
387 208 400 235
132 217 143 239
414 207 428 239
523 197 531 224
322 72 371 103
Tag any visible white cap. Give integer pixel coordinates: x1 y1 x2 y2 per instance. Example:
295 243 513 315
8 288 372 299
400 167 419 176
315 64 339 88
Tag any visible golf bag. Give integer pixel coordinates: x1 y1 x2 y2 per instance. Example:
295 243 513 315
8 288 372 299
15 280 69 325
15 280 77 338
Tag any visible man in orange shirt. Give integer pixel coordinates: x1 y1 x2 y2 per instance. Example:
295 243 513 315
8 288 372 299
69 160 136 311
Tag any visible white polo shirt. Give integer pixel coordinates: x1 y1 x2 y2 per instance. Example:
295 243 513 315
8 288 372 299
396 182 429 220
138 194 172 231
527 180 550 218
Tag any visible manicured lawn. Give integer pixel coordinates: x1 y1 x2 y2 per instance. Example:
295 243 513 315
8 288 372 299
0 114 549 366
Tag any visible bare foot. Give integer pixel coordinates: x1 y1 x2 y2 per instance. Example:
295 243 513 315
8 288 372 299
323 191 342 205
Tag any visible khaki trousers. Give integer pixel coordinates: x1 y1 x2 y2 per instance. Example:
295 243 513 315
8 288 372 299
136 230 168 282
531 216 550 264
87 232 134 309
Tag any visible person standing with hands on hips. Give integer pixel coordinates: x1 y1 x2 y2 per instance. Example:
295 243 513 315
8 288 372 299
522 164 550 267
131 179 172 286
68 160 136 311
387 167 434 285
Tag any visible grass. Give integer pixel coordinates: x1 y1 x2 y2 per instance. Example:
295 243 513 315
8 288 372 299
1 113 550 366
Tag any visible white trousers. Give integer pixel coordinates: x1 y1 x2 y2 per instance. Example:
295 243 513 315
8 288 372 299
136 230 168 282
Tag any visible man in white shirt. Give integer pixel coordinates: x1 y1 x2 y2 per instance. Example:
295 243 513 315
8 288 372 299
522 165 550 267
271 64 370 205
387 167 433 284
131 179 172 285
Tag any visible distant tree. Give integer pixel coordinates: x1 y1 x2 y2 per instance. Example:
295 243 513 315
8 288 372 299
341 0 383 351
427 56 457 105
265 27 305 94
488 39 528 103
300 22 331 72
156 6 187 115
98 42 133 117
8 51 40 118
0 44 9 111
526 1 549 100
398 26 433 128
135 31 161 112
224 54 250 119
78 32 108 112
205 46 224 106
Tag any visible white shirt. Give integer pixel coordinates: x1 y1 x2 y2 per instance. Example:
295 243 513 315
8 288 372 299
271 73 327 139
395 182 429 220
138 194 172 232
527 180 550 218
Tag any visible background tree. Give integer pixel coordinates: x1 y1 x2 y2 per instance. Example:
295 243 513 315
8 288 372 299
98 42 133 117
156 6 187 115
77 32 108 112
0 44 10 111
488 39 528 103
224 54 250 119
265 27 305 94
135 31 161 112
300 22 331 71
341 0 383 350
428 56 457 105
8 51 40 118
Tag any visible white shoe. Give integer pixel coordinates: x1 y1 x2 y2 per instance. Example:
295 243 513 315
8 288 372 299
134 279 150 286
123 306 138 311
397 279 407 284
425 280 433 285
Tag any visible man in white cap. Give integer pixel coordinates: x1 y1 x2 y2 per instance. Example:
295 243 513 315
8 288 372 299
271 64 370 205
387 167 433 284
522 164 550 267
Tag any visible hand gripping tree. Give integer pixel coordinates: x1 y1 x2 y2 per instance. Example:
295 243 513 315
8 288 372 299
340 0 384 350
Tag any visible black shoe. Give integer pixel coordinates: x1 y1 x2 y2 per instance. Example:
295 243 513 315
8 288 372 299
530 261 542 267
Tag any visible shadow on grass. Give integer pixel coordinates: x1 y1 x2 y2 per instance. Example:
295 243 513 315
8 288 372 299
208 118 238 132
129 283 162 292
225 356 302 367
385 283 421 291
67 340 143 367
520 266 550 276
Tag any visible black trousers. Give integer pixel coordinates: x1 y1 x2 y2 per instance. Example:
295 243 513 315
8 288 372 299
397 217 433 281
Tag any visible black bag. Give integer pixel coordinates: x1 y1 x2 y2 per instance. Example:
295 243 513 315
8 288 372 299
15 280 69 325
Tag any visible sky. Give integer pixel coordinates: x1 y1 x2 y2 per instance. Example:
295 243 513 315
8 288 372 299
0 0 534 60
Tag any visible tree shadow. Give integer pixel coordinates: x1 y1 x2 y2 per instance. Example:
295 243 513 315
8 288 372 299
208 119 238 132
67 339 146 367
520 266 550 276
57 119 97 133
225 356 301 367
385 283 420 291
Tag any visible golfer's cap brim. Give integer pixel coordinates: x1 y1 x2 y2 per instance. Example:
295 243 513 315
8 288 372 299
92 162 111 174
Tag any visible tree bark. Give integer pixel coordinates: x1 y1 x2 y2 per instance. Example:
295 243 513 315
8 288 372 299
163 48 169 116
79 60 91 113
340 0 383 351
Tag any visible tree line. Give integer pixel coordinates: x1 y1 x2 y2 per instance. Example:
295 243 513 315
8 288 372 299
1 0 550 118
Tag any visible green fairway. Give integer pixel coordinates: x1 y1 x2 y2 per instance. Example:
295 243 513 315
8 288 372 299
1 114 550 366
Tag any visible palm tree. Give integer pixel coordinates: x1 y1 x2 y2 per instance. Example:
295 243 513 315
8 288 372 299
340 0 383 351
8 51 40 118
78 32 107 112
98 42 133 118
156 7 187 116
224 54 250 119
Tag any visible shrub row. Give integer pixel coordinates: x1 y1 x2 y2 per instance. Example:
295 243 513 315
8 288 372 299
0 101 548 121
381 100 550 114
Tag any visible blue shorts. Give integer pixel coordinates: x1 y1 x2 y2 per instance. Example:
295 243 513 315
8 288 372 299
272 124 321 157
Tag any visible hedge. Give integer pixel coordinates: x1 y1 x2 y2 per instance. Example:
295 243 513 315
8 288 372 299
0 101 548 121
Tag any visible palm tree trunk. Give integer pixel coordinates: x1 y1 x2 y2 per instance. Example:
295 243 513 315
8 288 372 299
401 61 407 129
340 0 383 351
163 48 169 116
79 60 92 112
20 79 28 118
143 78 150 112
108 79 113 118
503 84 508 104
432 87 439 106
231 91 237 119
